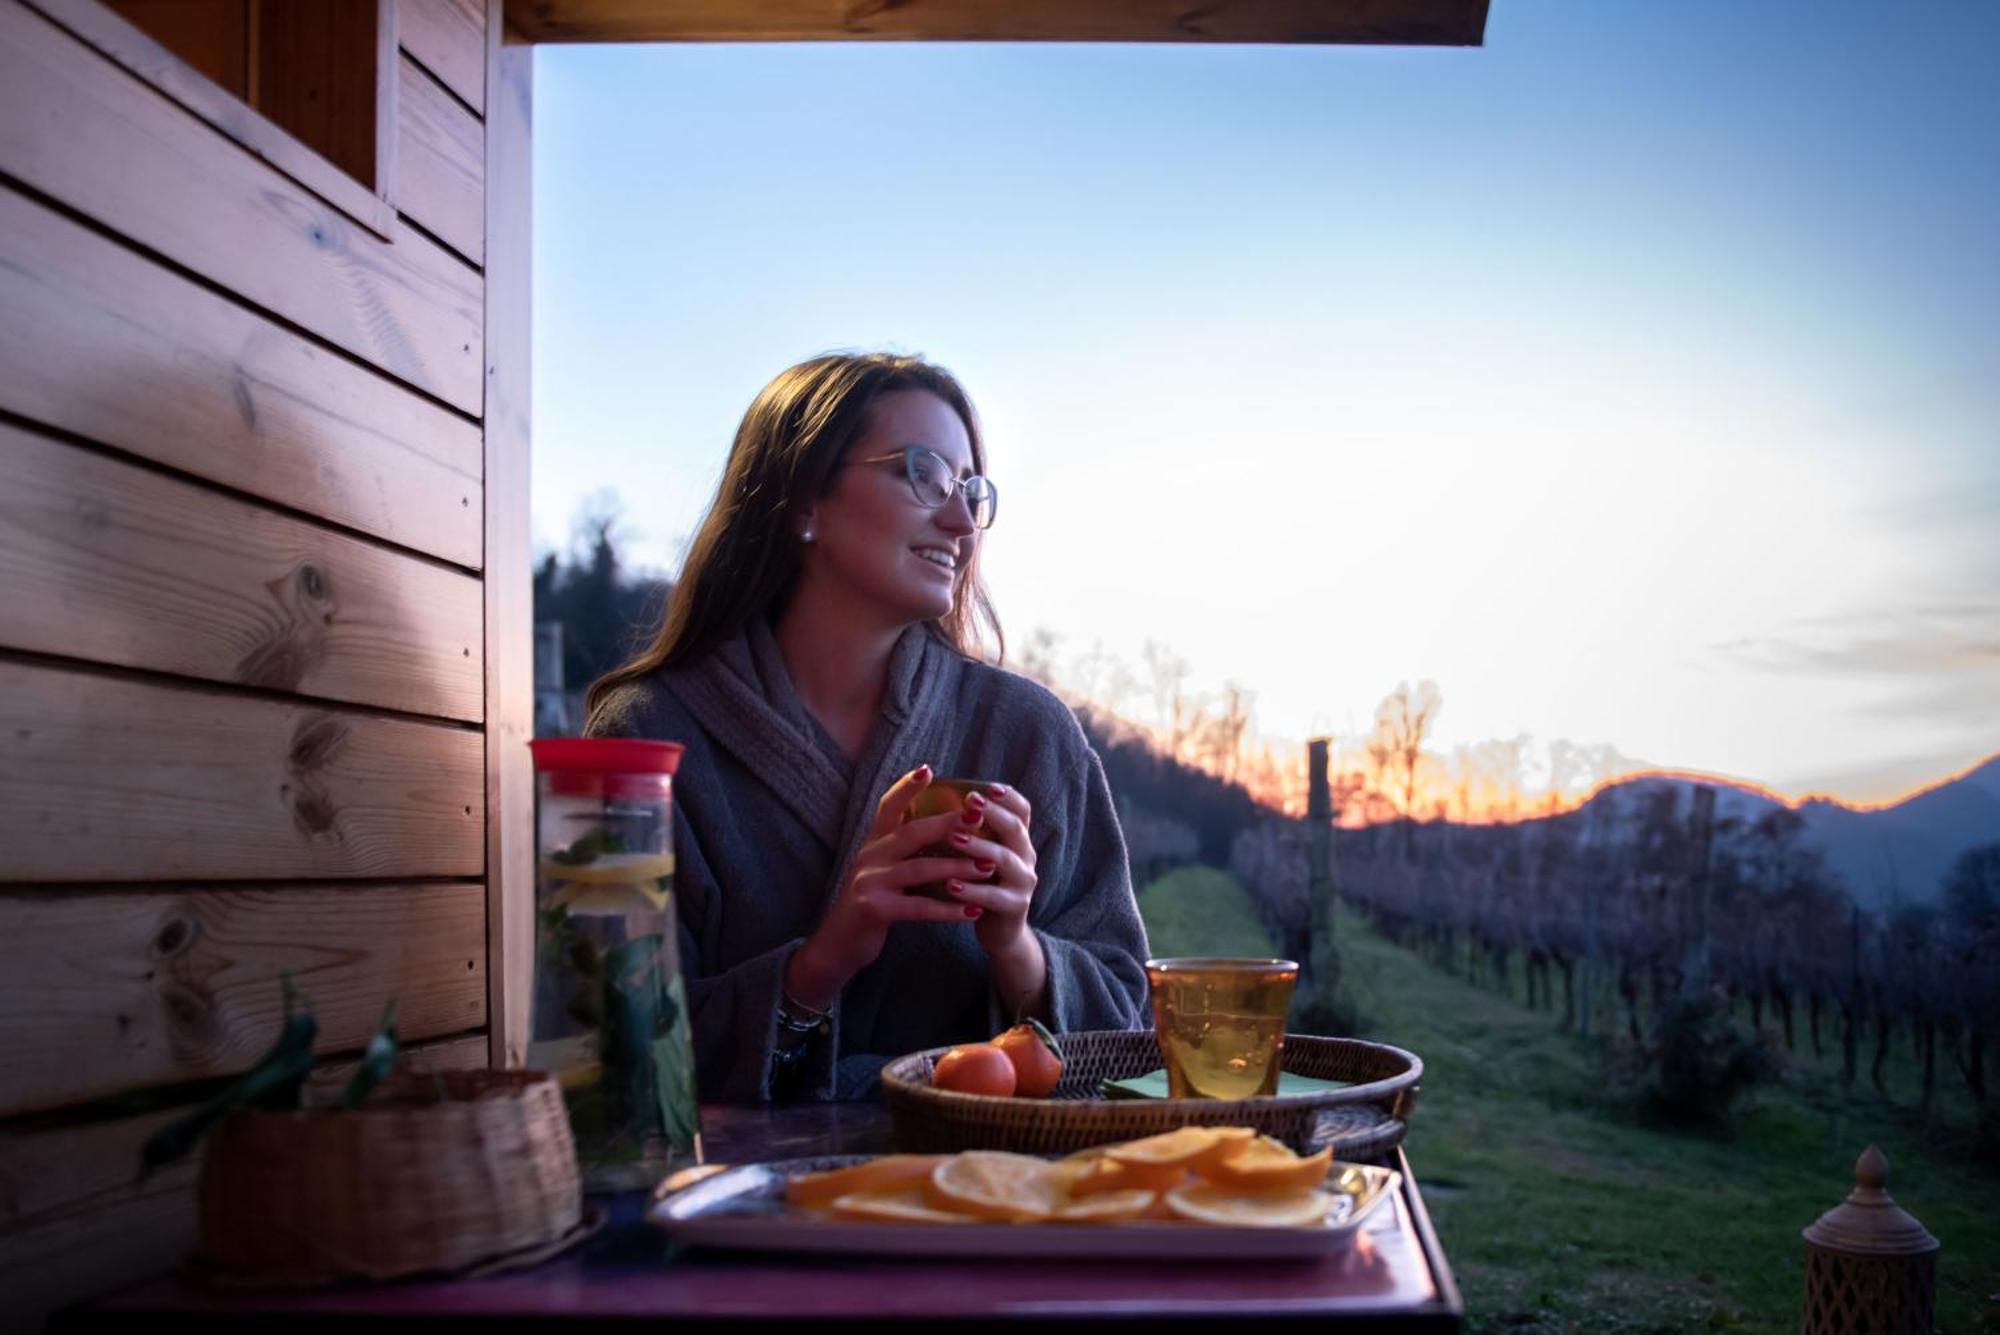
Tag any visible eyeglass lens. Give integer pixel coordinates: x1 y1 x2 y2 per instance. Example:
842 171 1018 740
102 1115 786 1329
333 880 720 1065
907 449 996 529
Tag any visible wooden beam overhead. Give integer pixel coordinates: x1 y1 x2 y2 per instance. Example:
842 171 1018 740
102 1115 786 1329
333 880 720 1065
505 0 1488 46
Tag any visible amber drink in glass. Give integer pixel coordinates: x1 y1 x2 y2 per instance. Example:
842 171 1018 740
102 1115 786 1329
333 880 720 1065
1145 957 1300 1099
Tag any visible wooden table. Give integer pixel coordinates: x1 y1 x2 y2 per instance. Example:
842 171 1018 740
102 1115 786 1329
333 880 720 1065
65 1102 1464 1329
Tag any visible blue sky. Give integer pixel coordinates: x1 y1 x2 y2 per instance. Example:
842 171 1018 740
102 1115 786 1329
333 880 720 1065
532 0 2000 803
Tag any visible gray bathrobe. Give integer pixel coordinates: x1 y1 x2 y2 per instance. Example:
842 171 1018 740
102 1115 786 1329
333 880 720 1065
585 618 1151 1102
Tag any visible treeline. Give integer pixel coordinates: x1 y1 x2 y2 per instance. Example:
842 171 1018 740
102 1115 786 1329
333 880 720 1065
533 505 669 728
1075 704 1265 876
1226 792 2000 1125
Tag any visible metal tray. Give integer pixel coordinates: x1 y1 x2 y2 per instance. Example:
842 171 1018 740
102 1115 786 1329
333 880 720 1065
647 1155 1401 1262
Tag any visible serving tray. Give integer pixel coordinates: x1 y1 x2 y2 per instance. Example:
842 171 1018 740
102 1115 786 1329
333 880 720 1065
647 1154 1401 1262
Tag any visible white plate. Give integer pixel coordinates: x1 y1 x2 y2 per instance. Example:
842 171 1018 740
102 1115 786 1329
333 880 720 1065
647 1155 1401 1261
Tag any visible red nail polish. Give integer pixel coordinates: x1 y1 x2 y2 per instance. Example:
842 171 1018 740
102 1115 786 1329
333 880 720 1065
964 906 982 919
946 880 966 895
960 808 982 826
949 831 971 847
966 792 987 810
986 784 1007 796
915 764 931 780
975 859 997 875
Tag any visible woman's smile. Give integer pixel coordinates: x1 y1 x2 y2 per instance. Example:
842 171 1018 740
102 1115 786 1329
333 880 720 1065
911 543 959 575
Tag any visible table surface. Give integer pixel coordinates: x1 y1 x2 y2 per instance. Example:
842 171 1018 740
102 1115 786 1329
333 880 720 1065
72 1102 1464 1329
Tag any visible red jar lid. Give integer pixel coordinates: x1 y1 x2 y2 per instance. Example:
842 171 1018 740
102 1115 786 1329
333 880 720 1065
530 738 685 775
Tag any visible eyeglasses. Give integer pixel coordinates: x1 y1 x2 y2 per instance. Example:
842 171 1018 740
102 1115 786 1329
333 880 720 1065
853 446 999 530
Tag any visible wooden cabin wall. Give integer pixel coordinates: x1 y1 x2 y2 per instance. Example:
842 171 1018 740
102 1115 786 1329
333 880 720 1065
0 0 530 1324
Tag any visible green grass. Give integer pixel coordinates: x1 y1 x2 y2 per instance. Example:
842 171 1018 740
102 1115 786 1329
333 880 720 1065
1138 872 2000 1333
1136 865 1279 958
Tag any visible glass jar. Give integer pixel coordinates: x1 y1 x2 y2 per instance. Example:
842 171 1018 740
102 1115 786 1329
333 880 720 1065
527 738 700 1189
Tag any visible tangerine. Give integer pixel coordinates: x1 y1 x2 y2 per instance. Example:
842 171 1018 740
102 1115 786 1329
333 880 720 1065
990 1019 1064 1096
929 1042 1017 1096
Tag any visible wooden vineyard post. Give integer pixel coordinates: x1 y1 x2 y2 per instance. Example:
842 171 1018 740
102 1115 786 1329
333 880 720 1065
1306 737 1338 989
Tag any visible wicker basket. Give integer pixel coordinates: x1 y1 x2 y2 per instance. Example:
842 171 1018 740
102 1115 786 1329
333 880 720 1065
882 1029 1422 1161
195 1069 585 1285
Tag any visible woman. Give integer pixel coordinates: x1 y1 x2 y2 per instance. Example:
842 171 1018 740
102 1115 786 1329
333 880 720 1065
585 352 1151 1101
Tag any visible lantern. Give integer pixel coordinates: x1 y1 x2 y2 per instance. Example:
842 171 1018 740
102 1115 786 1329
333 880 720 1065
1800 1144 1938 1335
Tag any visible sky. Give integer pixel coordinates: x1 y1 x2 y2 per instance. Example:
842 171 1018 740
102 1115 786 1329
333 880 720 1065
532 0 2000 806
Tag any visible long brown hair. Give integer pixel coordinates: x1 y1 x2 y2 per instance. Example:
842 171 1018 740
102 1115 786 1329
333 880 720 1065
585 352 1005 722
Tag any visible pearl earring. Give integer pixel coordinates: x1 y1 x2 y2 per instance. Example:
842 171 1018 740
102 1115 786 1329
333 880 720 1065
801 527 815 543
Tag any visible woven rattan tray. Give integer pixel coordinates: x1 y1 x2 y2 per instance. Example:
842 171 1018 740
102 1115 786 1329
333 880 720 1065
881 1029 1421 1162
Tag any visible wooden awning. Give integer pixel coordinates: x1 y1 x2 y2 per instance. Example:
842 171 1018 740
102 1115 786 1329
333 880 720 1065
506 0 1489 45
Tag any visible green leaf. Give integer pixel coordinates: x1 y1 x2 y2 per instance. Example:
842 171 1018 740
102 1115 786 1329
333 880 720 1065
339 999 399 1110
652 973 701 1154
548 828 627 866
139 984 318 1176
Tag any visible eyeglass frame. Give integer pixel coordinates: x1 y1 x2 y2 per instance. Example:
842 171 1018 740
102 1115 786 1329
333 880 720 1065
849 445 999 530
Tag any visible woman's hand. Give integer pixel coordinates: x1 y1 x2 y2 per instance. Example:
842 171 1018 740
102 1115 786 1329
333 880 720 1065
942 783 1038 954
784 765 991 1010
945 783 1050 1020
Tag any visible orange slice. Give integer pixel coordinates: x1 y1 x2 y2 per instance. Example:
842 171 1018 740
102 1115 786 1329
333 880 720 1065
1201 1143 1334 1193
1066 1156 1189 1197
1165 1182 1335 1228
829 1188 975 1223
1052 1189 1156 1223
1104 1126 1257 1172
785 1155 947 1208
926 1151 1064 1221
539 852 675 885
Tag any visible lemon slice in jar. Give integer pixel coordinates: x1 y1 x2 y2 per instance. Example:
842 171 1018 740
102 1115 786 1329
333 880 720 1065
542 851 675 914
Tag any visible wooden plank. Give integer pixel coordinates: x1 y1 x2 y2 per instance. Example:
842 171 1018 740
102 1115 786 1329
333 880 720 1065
0 660 485 882
507 0 1490 45
0 1034 485 1332
0 1141 193 1335
400 0 484 114
484 0 533 1066
395 52 484 264
0 882 486 1117
0 0 485 415
0 186 482 570
28 0 398 237
0 423 484 723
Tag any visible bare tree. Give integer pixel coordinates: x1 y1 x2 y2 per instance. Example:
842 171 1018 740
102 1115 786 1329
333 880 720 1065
1369 681 1442 860
1142 640 1196 764
1203 683 1254 783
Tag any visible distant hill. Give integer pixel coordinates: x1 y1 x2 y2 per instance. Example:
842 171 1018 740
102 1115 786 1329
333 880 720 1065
1583 756 2000 911
1796 755 2000 909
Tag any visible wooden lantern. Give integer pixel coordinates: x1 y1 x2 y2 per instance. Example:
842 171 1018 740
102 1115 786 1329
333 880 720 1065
1800 1145 1938 1335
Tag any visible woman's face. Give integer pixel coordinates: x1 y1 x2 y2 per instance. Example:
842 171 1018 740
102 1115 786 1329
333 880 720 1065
802 389 979 627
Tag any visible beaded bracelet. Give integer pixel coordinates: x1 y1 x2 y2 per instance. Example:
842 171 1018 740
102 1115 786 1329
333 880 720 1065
777 988 831 1035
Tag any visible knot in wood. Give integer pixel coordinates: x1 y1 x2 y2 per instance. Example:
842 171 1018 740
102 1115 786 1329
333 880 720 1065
151 916 198 958
160 981 221 1057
